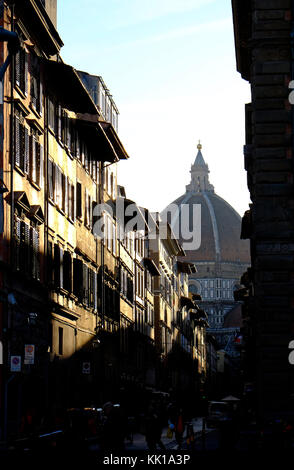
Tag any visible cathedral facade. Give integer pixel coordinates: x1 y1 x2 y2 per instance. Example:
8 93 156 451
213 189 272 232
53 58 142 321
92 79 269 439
163 143 250 355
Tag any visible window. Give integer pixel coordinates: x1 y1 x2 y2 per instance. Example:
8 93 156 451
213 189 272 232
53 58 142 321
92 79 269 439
54 244 63 289
58 327 63 355
29 130 43 187
68 180 75 221
84 190 91 228
30 52 42 115
63 250 72 292
14 112 29 174
76 182 82 219
14 217 40 280
15 46 28 95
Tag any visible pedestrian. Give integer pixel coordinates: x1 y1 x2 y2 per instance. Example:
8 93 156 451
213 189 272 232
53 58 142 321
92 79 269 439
101 402 125 453
144 403 166 451
174 408 185 450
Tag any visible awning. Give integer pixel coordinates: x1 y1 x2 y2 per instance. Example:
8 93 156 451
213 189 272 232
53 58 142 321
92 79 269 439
75 118 119 163
177 261 197 274
100 121 129 160
114 197 149 232
192 293 202 301
180 296 194 310
142 258 160 276
43 59 98 114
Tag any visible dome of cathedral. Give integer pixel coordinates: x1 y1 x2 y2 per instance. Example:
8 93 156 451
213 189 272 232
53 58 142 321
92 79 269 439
163 143 250 265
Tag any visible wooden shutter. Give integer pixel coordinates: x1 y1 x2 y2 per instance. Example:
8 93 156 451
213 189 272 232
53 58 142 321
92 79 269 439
14 217 21 271
64 175 69 215
14 116 21 167
73 258 83 300
32 228 40 280
39 144 44 188
47 240 53 284
94 271 98 312
54 244 63 289
30 134 36 182
63 250 72 292
24 51 28 95
48 159 54 200
23 222 30 276
83 263 89 306
15 50 20 87
24 127 29 174
76 182 82 218
39 78 43 116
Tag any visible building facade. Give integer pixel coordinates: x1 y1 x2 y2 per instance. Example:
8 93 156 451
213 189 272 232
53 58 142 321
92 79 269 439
163 143 250 357
232 0 294 422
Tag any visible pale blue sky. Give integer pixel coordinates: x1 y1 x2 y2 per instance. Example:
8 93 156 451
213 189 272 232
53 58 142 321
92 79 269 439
58 0 251 216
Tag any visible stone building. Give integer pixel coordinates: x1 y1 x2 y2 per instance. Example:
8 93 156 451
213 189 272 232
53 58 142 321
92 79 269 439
163 143 250 356
232 0 294 422
0 0 130 437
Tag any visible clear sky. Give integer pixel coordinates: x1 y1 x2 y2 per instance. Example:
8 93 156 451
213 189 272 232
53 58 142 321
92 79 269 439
58 0 251 216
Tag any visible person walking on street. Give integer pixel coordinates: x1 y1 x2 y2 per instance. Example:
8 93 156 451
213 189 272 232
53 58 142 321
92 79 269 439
175 408 185 450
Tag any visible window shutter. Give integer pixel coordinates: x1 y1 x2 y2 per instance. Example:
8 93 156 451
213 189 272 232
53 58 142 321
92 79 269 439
20 49 25 91
47 240 53 284
14 217 21 271
30 134 36 182
85 189 88 226
71 183 75 221
32 228 40 280
73 258 83 300
48 159 54 200
57 105 62 141
54 243 60 287
94 271 98 312
39 79 43 116
24 127 29 174
20 122 25 171
83 264 89 306
64 175 69 215
36 141 40 185
24 222 30 276
24 52 28 95
15 51 20 87
54 244 63 289
76 182 82 218
14 116 20 167
63 250 72 292
39 144 44 188
76 132 80 160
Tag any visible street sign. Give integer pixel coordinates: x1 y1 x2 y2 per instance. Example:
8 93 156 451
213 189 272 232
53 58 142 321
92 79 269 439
24 344 35 365
10 355 21 372
82 362 91 374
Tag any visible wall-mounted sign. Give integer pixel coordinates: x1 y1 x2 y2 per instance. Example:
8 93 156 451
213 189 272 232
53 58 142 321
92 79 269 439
10 355 21 372
24 345 35 365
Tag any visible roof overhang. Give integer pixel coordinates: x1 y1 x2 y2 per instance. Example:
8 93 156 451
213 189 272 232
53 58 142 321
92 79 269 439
44 60 98 114
177 261 197 274
10 0 63 56
180 296 194 310
114 197 149 232
75 117 119 163
142 258 160 276
99 121 129 160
